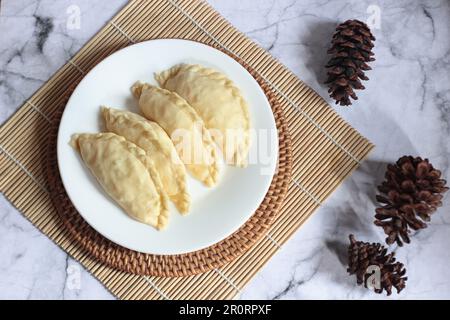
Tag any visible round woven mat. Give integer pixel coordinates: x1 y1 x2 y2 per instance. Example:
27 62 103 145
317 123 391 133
46 53 292 277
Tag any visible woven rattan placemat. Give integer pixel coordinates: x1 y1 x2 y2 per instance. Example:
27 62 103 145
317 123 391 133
46 57 293 277
0 0 374 299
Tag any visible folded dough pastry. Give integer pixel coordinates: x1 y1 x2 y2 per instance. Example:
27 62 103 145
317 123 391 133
101 107 190 214
70 132 169 230
132 82 220 187
155 64 251 167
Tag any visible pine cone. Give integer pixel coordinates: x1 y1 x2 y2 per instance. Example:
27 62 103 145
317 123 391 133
375 156 449 246
347 235 407 295
325 19 375 106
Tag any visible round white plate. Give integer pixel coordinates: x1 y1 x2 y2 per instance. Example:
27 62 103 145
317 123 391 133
57 39 278 255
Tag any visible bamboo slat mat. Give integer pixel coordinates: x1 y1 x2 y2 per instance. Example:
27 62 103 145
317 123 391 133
0 0 374 299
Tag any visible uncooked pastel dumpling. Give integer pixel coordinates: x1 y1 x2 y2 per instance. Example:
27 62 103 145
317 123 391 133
132 82 220 187
70 132 169 230
155 64 251 167
101 107 190 214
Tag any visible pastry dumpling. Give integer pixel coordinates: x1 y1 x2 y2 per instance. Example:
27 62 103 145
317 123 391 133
101 107 190 214
155 64 251 167
70 132 169 230
132 82 220 187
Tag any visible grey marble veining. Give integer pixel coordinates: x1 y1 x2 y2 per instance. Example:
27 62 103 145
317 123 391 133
1 0 449 299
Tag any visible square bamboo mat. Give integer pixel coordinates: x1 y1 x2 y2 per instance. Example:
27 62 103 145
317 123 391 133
0 0 374 299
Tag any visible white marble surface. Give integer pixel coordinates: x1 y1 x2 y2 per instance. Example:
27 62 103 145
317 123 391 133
1 0 449 300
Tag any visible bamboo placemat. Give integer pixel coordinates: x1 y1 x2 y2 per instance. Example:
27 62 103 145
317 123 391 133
0 0 374 299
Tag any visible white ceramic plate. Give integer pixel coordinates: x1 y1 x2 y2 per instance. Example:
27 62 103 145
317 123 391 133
57 39 278 255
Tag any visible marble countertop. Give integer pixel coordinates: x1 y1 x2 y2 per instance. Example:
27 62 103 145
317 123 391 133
1 0 449 300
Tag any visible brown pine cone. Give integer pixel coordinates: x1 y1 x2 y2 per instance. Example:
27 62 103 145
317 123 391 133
325 19 375 106
375 156 449 246
348 235 407 295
